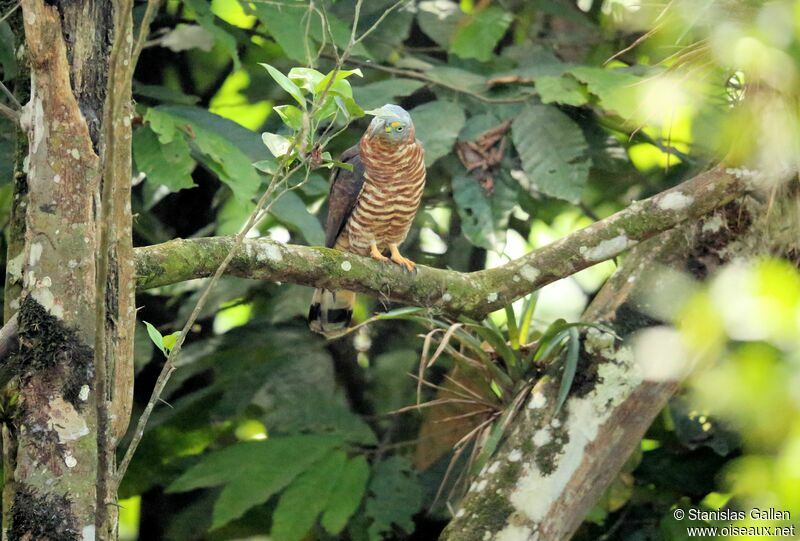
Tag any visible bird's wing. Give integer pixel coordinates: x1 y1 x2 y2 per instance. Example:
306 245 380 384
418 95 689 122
325 144 364 248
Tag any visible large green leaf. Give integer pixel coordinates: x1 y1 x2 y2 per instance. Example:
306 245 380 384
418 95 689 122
536 75 588 107
133 126 196 192
353 78 426 110
569 66 642 120
450 6 513 62
271 450 348 541
144 107 262 202
254 4 370 63
410 101 466 166
183 0 240 69
365 457 422 541
0 21 16 80
511 104 591 203
452 172 518 250
167 436 343 529
321 456 371 535
417 0 461 47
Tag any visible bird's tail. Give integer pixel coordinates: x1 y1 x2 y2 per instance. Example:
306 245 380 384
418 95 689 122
308 289 355 336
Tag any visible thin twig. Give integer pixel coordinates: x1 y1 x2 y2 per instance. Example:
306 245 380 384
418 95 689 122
0 0 20 24
0 102 19 124
0 81 21 110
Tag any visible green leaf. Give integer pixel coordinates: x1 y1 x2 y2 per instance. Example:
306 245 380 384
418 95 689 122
271 450 347 541
183 0 240 69
556 328 581 413
260 63 307 108
0 21 18 80
262 132 293 158
288 67 325 93
144 107 263 202
321 456 370 535
269 190 325 246
417 0 461 47
569 66 642 120
273 105 305 131
511 104 591 203
162 331 181 352
536 75 588 107
353 78 426 110
168 436 342 529
451 173 517 251
143 321 166 357
410 101 466 166
253 5 314 63
133 127 196 192
365 457 422 540
314 68 363 98
450 6 513 62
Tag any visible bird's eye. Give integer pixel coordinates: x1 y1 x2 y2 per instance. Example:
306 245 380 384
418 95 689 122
396 126 404 132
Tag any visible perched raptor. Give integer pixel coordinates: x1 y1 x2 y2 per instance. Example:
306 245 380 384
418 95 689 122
309 104 426 335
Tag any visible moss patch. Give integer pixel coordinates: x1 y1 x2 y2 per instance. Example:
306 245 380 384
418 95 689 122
15 296 93 409
9 483 80 541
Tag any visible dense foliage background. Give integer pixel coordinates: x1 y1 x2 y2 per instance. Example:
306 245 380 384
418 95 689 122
1 0 799 539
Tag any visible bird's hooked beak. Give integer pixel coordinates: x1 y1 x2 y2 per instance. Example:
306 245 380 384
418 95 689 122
368 118 385 139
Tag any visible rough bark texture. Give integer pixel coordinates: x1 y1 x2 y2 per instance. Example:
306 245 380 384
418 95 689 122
2 0 135 537
439 188 799 541
134 166 753 317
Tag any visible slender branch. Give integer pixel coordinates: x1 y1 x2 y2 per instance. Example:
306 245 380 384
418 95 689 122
329 55 536 104
134 166 753 317
0 102 19 124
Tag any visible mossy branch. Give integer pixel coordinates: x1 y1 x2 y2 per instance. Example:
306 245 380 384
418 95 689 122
134 166 752 317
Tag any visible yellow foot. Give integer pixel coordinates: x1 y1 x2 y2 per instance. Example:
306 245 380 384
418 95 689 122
370 242 390 263
389 244 416 273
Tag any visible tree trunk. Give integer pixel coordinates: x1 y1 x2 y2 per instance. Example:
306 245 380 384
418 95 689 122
2 0 134 537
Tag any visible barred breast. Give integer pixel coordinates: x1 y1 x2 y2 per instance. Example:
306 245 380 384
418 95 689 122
336 136 426 256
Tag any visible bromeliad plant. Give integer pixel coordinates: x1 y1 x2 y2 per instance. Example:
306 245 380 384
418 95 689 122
363 297 617 500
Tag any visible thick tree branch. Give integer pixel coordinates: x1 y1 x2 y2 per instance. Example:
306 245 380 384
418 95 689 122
135 166 752 317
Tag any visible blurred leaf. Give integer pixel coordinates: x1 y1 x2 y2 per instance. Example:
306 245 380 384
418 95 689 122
269 190 325 245
168 436 343 529
253 4 313 63
133 83 200 105
321 455 371 535
671 396 739 456
569 66 641 120
365 457 423 540
271 450 347 541
160 24 215 52
133 127 196 192
417 0 461 47
451 172 517 250
145 107 262 202
449 6 513 62
536 75 588 107
425 66 487 94
511 104 591 203
0 21 17 80
184 0 240 69
410 100 466 166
